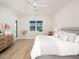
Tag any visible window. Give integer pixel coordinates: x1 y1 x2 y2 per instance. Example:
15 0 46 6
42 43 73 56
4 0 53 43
30 20 43 32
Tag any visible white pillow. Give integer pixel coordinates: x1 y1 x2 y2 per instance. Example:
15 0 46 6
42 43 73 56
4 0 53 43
75 35 79 43
59 31 76 42
54 31 59 38
67 33 76 42
58 31 68 41
59 34 68 41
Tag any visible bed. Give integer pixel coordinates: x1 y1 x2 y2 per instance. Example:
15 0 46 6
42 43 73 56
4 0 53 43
31 27 79 59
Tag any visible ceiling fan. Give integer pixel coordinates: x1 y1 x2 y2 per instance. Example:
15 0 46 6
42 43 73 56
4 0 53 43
25 0 47 12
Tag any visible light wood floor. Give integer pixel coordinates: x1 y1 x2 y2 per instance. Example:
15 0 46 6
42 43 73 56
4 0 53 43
0 39 34 59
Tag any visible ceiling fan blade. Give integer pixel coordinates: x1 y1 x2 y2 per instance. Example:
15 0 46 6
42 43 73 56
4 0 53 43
26 0 39 8
38 5 47 7
26 0 33 6
25 0 47 12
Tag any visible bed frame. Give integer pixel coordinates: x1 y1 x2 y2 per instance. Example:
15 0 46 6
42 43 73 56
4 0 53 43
36 27 79 59
36 55 79 59
61 27 79 35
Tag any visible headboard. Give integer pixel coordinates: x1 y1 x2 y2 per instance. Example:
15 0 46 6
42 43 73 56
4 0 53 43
61 27 79 35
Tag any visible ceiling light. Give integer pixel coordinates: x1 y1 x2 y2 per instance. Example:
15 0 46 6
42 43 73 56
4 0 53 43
33 3 38 6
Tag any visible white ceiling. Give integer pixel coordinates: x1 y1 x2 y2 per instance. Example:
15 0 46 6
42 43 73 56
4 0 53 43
0 0 72 16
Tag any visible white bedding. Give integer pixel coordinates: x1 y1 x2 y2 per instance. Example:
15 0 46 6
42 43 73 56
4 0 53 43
31 35 79 59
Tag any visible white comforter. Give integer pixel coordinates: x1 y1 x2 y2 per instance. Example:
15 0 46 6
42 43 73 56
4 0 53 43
31 35 79 59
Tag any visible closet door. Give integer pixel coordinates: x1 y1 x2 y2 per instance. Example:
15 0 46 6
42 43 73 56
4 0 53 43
15 20 18 38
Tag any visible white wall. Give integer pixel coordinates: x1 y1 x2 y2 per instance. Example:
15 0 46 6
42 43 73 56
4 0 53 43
0 5 54 39
54 0 79 27
0 5 18 38
18 15 54 39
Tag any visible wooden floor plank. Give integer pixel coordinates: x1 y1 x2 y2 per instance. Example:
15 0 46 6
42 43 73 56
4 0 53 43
0 39 34 59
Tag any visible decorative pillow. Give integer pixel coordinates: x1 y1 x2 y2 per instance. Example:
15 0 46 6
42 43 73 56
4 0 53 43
61 36 69 41
75 35 79 43
68 33 76 42
59 31 76 42
67 32 76 42
54 31 64 38
54 31 59 38
58 31 68 41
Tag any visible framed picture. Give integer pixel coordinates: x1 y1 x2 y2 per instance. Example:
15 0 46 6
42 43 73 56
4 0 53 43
0 24 3 35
